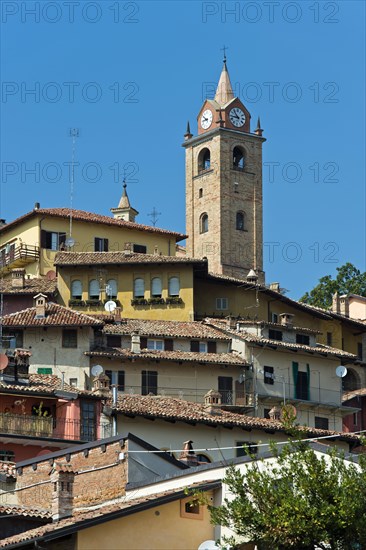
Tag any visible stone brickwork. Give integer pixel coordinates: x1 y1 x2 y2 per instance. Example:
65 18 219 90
185 128 265 283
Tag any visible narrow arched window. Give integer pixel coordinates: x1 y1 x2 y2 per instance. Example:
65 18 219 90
106 279 117 299
89 279 100 300
151 277 162 298
233 147 245 170
198 148 211 173
168 277 180 297
200 213 208 234
236 211 245 231
71 280 82 300
134 278 145 298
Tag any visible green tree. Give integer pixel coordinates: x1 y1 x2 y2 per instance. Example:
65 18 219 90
208 439 366 550
300 263 366 309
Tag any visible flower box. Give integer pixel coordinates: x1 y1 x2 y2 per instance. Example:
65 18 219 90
166 297 183 305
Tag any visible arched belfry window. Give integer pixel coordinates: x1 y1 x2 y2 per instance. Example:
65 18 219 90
198 148 211 173
233 147 245 170
200 213 208 234
236 211 245 231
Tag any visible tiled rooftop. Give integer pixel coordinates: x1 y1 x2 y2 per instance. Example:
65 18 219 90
0 505 51 519
110 394 360 442
0 278 57 295
103 318 230 340
1 302 104 327
54 251 205 266
1 207 186 241
86 347 246 366
0 374 91 397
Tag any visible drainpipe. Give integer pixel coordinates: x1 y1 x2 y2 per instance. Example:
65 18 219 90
112 385 118 436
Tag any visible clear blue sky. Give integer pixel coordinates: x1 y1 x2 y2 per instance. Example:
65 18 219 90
1 0 365 299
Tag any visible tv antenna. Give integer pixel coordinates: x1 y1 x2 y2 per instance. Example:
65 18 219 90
147 206 161 227
67 128 79 248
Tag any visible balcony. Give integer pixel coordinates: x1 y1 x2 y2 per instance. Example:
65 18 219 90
0 413 112 442
0 244 40 272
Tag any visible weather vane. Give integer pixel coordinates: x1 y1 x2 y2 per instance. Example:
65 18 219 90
148 207 162 227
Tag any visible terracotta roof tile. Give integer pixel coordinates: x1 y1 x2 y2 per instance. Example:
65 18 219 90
1 208 186 241
0 505 51 519
1 302 104 328
0 278 57 295
0 461 16 478
103 319 230 340
110 394 360 442
0 374 92 397
54 251 204 266
86 348 246 366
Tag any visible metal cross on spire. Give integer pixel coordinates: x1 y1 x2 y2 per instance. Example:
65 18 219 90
221 45 229 63
148 207 162 227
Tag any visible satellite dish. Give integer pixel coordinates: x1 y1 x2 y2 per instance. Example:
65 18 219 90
65 237 75 248
46 270 57 281
198 541 219 550
336 366 348 378
105 300 117 313
91 364 103 377
0 354 9 371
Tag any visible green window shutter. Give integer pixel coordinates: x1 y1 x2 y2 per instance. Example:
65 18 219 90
292 362 299 399
37 368 52 375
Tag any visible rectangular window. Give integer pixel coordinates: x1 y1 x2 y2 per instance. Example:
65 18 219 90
199 341 207 353
38 367 53 374
190 340 199 352
142 371 158 395
133 244 147 254
69 378 78 388
264 408 271 419
236 441 257 458
357 343 363 360
2 330 23 349
296 334 310 346
62 329 78 348
271 313 278 323
327 332 333 346
264 365 274 385
164 339 174 351
268 329 282 341
218 376 233 405
94 238 109 252
147 339 164 351
353 412 358 426
315 416 329 430
104 370 125 391
106 335 122 347
216 298 228 310
0 450 15 462
296 371 309 400
80 401 95 441
207 341 217 353
41 230 66 251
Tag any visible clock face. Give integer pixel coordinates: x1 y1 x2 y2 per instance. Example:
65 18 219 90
229 107 246 127
201 109 213 130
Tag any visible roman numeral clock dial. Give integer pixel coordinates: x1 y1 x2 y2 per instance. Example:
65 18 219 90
229 107 245 127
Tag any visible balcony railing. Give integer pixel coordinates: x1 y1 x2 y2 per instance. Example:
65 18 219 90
0 244 40 270
0 413 112 442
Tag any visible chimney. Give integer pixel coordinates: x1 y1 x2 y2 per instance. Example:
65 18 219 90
92 373 111 397
279 313 294 328
246 269 258 284
332 292 340 314
34 202 40 210
131 332 141 354
114 307 122 323
269 282 280 292
339 295 349 317
204 389 222 415
268 406 281 421
50 463 75 521
33 293 47 318
11 268 25 289
0 219 6 228
179 440 199 467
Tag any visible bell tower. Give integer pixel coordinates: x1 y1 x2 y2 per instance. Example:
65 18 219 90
183 57 265 283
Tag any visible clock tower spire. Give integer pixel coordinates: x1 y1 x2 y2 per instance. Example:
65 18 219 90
183 58 266 283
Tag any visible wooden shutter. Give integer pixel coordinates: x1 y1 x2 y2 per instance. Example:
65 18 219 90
207 341 216 353
164 339 174 351
190 340 199 352
103 238 109 252
41 230 47 248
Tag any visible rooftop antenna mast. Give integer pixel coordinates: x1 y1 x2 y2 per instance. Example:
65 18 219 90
66 128 79 248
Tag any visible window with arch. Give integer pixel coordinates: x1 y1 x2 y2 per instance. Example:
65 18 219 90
198 148 211 173
200 213 208 234
343 368 361 392
168 277 180 297
89 279 100 300
106 279 117 299
134 278 145 298
236 211 245 231
151 277 162 298
71 280 82 300
233 146 245 170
